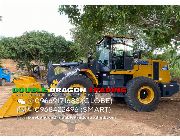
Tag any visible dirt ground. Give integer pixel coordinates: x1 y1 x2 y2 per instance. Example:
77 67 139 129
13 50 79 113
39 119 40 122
0 84 180 136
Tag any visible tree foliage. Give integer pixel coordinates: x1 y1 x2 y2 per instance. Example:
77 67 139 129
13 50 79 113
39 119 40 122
59 5 180 53
156 42 180 77
0 31 77 70
59 5 180 77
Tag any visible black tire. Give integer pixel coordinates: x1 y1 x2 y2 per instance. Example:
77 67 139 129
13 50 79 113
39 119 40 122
0 79 5 86
112 97 125 104
55 74 94 107
53 74 94 124
125 77 161 112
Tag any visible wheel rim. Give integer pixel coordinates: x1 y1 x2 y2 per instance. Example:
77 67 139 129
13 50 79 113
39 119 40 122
66 84 86 105
54 83 88 124
137 86 155 104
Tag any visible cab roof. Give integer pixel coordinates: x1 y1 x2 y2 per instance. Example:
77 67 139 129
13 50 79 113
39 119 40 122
104 34 134 39
97 34 134 44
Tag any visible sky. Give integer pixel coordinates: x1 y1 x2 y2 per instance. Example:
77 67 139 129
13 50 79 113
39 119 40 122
0 0 179 41
0 0 74 41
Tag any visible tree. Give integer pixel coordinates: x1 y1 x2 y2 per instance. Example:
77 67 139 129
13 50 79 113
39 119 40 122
59 5 180 55
59 5 180 76
0 31 77 71
156 41 180 78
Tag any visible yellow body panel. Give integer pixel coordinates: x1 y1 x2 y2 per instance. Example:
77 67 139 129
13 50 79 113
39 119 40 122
133 65 152 78
158 61 171 83
0 76 44 118
110 59 171 83
110 70 136 75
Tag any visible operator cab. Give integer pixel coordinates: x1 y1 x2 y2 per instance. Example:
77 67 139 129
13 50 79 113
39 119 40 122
96 35 135 71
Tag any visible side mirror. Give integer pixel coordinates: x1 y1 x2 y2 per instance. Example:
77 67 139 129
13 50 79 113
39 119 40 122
133 53 139 59
87 51 93 64
60 59 65 63
133 51 142 59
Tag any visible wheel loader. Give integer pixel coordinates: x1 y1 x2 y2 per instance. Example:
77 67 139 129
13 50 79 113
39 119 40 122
47 35 179 112
0 35 179 119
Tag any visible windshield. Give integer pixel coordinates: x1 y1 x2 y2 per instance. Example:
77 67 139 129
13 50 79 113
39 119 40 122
112 37 133 57
96 37 134 67
96 39 110 66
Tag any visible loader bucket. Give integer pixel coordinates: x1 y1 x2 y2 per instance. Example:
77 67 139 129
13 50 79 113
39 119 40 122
0 76 44 118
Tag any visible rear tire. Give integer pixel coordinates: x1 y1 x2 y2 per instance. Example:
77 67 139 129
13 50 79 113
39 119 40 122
125 77 161 112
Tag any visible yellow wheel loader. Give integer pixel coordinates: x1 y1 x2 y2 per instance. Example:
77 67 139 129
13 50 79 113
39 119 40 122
47 35 179 112
0 35 179 119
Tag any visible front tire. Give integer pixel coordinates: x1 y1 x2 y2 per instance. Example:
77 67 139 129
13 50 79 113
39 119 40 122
125 77 161 112
54 74 94 110
53 74 94 124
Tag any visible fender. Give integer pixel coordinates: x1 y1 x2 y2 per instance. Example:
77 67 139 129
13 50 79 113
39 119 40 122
80 69 98 86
